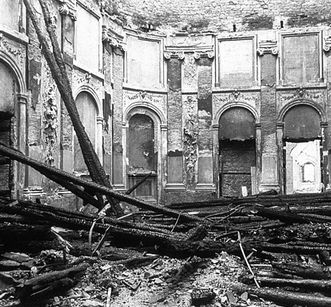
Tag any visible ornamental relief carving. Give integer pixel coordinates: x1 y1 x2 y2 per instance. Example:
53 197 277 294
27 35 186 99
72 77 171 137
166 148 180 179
102 25 125 51
167 35 213 47
213 92 260 113
183 53 198 92
58 0 77 20
164 51 185 60
0 33 25 72
72 69 103 100
323 36 331 52
41 60 58 166
123 90 167 119
277 89 326 111
257 40 278 56
183 95 198 187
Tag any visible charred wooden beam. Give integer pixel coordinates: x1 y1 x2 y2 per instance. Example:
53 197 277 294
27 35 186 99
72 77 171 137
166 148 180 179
0 143 204 223
232 283 331 307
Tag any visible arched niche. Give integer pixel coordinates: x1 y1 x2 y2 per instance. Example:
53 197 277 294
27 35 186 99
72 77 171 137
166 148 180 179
0 58 28 198
280 104 324 194
219 107 256 141
218 107 257 196
124 105 166 203
283 105 321 141
128 114 156 173
73 91 100 173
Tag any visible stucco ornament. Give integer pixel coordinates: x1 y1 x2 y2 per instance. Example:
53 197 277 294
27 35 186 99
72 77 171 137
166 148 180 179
43 85 58 165
183 96 198 186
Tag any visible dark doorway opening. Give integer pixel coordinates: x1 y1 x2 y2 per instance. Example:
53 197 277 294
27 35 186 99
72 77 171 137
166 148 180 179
219 139 256 197
0 112 13 198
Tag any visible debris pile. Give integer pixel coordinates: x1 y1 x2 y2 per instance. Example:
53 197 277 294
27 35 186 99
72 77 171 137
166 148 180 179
1 143 331 306
2 191 331 306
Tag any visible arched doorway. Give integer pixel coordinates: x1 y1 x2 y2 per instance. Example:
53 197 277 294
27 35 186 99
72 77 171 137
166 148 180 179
219 107 256 196
73 91 98 174
283 104 323 194
127 113 157 202
0 61 18 198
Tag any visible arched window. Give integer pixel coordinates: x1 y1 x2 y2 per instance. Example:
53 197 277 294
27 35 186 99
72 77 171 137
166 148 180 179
74 92 97 173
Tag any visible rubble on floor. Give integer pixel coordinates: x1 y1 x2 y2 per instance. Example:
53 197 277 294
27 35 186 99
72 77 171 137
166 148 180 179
2 190 331 306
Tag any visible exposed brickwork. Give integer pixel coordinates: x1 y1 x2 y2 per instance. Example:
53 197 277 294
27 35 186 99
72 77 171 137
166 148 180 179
111 0 331 32
220 140 256 196
112 50 125 185
197 58 213 152
167 58 183 184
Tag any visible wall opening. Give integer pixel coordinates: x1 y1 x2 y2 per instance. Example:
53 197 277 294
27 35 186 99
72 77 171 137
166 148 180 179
127 113 157 202
0 112 14 198
218 107 256 196
284 140 322 194
282 104 323 194
0 61 18 198
74 91 97 174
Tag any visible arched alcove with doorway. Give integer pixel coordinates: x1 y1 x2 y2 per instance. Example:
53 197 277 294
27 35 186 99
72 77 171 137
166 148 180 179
281 103 325 194
0 57 27 199
0 60 18 198
218 107 257 197
124 105 165 203
73 91 99 174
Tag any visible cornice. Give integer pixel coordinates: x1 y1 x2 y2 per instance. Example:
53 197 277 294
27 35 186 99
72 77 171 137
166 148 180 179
323 36 331 52
164 50 185 60
58 0 77 20
257 40 278 56
102 25 125 51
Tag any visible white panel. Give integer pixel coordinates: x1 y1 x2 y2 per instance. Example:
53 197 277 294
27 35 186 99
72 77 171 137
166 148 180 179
218 39 254 87
127 35 161 88
76 5 99 71
0 0 20 31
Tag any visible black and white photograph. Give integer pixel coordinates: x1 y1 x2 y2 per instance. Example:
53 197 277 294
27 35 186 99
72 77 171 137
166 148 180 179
1 0 331 306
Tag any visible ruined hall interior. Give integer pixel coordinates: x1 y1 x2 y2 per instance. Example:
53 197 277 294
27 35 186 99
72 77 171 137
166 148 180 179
4 1 331 306
1 0 331 207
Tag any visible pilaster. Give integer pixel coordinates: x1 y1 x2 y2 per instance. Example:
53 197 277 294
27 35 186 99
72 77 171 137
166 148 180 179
258 40 280 192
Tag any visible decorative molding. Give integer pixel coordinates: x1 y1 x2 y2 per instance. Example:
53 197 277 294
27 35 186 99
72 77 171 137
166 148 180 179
102 25 125 51
277 87 325 107
323 36 331 52
77 0 100 18
183 53 198 92
193 50 214 60
58 0 77 20
183 96 198 187
231 90 241 100
257 40 278 56
126 90 165 106
74 71 92 84
72 69 103 108
277 97 327 123
164 51 185 60
42 62 58 166
296 87 306 98
0 33 24 69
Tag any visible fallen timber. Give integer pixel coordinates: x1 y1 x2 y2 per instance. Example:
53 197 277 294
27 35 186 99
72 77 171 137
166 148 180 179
16 263 89 305
4 146 331 305
232 283 331 307
168 189 331 210
0 143 204 224
0 198 221 258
